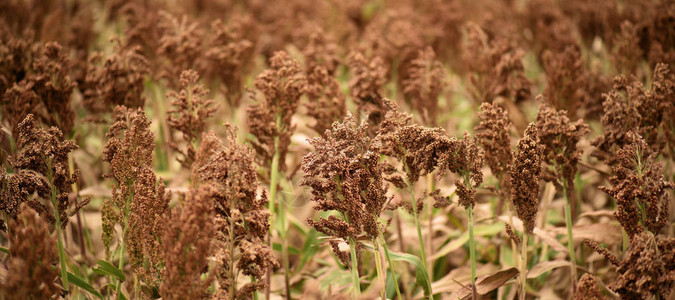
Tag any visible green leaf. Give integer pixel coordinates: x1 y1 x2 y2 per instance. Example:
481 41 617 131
294 228 320 274
431 222 505 260
387 250 432 297
93 260 126 282
272 243 299 255
67 272 103 299
0 246 8 254
362 243 431 297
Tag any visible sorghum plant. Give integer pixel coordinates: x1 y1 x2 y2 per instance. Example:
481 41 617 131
509 123 542 300
1 42 76 137
247 50 306 299
102 106 166 296
167 69 217 169
463 23 531 104
402 46 444 126
305 63 346 136
573 274 605 300
600 131 673 239
160 186 215 299
593 63 673 161
82 40 150 116
609 232 675 298
6 114 86 291
302 112 396 297
195 130 278 299
202 18 255 108
347 49 389 127
535 97 589 286
475 102 512 201
0 204 60 299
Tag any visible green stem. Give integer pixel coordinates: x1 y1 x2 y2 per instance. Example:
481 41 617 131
348 237 361 297
563 183 578 287
379 232 402 300
373 239 386 299
468 205 476 288
269 113 291 300
520 233 528 300
46 158 69 291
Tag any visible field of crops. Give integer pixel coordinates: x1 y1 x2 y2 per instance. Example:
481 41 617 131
1 0 674 299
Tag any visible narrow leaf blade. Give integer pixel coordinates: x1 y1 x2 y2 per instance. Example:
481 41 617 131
67 272 103 299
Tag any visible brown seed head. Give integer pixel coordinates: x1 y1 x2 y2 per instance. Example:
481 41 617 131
574 273 605 300
167 69 218 169
302 112 392 244
82 40 149 115
535 97 589 187
195 128 278 296
247 51 307 171
510 123 542 234
0 204 60 299
9 114 83 228
475 102 513 180
305 64 346 136
463 23 531 104
610 232 675 299
402 46 444 125
599 131 674 238
160 186 214 300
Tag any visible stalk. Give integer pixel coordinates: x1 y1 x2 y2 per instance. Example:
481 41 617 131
402 161 432 292
116 187 133 298
379 232 402 300
426 174 435 282
46 158 69 291
229 193 237 300
373 239 386 299
519 233 528 300
268 113 291 300
468 205 477 288
562 181 578 288
348 237 361 297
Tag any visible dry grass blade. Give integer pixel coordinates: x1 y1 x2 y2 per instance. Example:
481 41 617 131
527 260 571 279
450 267 520 299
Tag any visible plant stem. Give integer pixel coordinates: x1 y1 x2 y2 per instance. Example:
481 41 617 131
348 237 361 297
269 113 291 300
520 233 528 300
379 232 402 300
373 239 386 299
468 205 477 288
229 192 237 300
426 173 435 282
562 181 578 289
116 188 132 298
46 158 69 291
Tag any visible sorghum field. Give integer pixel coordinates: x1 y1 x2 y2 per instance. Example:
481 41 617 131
1 0 675 299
